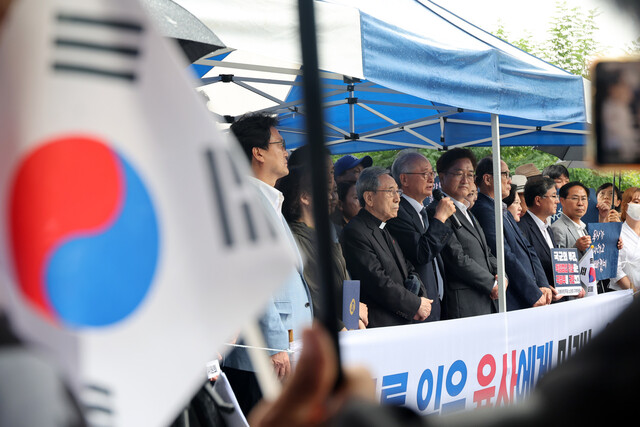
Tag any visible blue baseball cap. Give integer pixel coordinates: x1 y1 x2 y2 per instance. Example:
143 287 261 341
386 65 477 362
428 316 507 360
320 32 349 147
334 154 373 178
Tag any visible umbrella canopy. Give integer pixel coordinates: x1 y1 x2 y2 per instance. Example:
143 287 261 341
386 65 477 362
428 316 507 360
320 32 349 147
142 0 226 63
535 145 585 161
176 0 590 153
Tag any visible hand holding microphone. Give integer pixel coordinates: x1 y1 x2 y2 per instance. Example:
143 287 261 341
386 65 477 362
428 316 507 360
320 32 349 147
432 189 460 229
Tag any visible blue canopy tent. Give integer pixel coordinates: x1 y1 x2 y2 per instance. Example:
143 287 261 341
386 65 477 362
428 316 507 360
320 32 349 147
176 0 591 311
178 0 590 154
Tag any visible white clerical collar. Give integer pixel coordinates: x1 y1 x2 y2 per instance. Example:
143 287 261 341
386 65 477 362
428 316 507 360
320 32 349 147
248 176 284 212
379 222 387 229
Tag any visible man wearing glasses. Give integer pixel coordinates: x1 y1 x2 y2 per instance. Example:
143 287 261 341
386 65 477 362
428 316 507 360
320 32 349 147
472 158 554 311
341 167 433 327
519 177 582 299
427 148 500 319
223 112 313 416
387 151 456 322
551 182 594 258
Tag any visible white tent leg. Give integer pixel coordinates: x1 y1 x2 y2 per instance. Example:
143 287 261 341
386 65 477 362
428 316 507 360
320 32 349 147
491 114 507 313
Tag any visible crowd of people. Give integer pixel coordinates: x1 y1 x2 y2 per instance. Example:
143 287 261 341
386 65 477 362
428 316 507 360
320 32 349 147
221 111 640 418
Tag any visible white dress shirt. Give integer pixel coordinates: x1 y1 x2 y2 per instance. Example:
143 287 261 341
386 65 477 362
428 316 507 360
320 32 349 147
613 221 640 290
527 210 554 249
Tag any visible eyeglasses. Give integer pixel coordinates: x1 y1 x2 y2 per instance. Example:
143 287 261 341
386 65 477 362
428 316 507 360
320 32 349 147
446 170 475 180
268 139 286 150
541 194 559 200
375 189 403 197
565 196 588 203
487 171 512 179
404 171 436 179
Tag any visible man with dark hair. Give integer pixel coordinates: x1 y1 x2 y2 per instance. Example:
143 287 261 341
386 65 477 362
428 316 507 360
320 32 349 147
341 167 432 327
519 177 580 299
386 151 456 322
472 157 553 311
224 112 313 416
551 182 593 258
543 164 570 190
427 149 500 319
230 112 281 169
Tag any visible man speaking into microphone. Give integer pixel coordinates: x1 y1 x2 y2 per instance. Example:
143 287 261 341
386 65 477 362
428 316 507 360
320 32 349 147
387 151 455 322
427 148 504 319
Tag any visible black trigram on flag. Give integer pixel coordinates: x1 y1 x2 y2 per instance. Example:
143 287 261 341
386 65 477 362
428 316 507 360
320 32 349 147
205 147 278 247
81 382 114 427
52 12 143 82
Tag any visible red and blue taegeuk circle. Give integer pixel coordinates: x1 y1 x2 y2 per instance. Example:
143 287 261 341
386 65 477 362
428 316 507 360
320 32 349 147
9 135 159 328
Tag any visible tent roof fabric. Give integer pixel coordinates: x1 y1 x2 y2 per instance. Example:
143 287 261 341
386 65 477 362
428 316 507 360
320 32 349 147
178 0 590 153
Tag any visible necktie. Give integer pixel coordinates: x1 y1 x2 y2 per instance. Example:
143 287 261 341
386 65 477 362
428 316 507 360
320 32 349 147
420 207 429 232
421 207 444 299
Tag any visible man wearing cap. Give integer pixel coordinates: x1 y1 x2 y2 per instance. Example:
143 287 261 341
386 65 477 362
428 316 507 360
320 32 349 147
334 154 373 184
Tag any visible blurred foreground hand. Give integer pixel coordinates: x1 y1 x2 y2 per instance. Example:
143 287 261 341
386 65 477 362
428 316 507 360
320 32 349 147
249 324 375 427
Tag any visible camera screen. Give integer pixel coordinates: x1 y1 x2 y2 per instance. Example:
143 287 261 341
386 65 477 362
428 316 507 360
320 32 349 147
593 60 640 165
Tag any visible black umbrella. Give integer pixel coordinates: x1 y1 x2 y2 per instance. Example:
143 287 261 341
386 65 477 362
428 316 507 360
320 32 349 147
142 0 226 63
534 145 585 161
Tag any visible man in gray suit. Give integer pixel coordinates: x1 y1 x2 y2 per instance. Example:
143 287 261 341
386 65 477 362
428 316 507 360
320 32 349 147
426 149 505 319
550 181 592 258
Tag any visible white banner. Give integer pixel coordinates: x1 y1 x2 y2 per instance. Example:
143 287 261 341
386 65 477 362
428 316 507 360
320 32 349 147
0 1 294 426
340 291 632 415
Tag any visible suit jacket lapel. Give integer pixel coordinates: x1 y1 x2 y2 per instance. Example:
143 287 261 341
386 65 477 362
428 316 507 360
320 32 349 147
526 215 552 258
563 215 583 244
459 209 484 247
401 197 425 232
547 224 557 246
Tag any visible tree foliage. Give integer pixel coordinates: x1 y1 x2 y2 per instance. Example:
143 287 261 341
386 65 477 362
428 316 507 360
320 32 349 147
331 1 640 192
495 1 600 78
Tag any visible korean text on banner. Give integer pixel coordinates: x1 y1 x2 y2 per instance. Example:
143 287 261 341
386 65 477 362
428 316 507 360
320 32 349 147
587 222 623 280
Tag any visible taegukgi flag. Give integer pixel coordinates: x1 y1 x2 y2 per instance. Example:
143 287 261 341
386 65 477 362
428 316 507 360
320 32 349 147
0 0 295 425
580 246 598 297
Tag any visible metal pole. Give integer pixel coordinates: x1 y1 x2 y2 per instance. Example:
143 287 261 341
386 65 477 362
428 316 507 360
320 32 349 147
491 114 507 313
297 0 343 384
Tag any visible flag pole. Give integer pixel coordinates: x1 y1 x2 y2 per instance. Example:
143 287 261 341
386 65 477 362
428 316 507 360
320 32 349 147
296 0 343 386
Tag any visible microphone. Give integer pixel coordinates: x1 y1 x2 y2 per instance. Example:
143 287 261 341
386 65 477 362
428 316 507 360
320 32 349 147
432 188 461 229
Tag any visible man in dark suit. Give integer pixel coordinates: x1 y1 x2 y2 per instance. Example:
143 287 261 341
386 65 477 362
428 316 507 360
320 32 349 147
471 157 554 311
341 167 432 328
518 177 560 288
426 149 501 319
386 151 455 321
519 178 585 299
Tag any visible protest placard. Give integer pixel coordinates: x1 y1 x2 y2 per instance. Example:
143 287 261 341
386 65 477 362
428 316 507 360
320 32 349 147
342 280 360 330
551 248 582 296
587 222 623 280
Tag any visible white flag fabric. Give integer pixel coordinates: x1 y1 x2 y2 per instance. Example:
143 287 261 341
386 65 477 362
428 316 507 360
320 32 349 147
580 246 598 297
0 0 295 425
